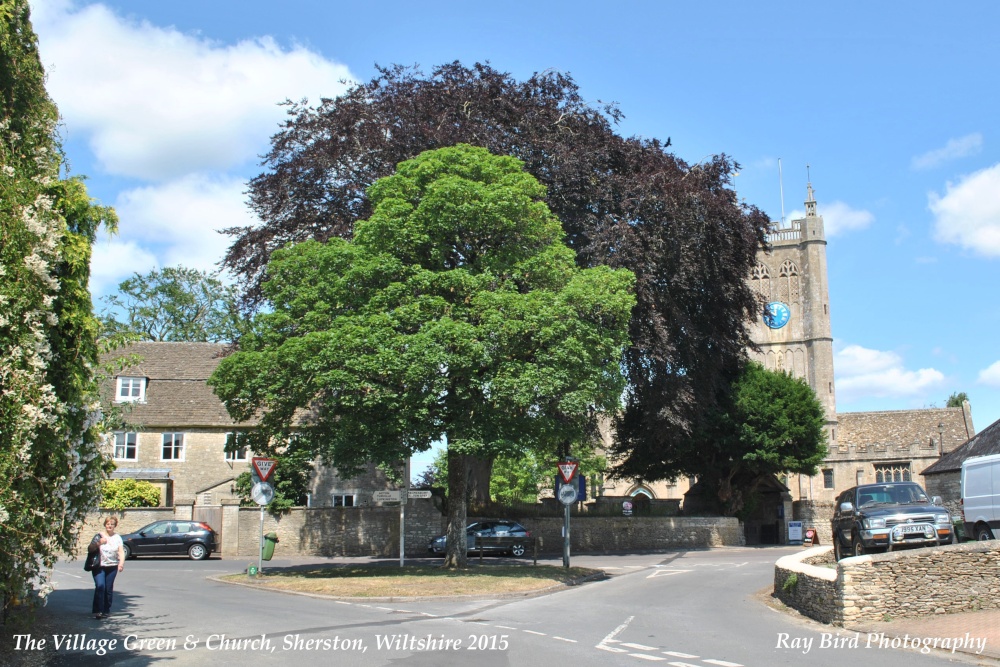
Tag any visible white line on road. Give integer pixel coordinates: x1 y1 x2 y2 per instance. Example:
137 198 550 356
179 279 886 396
646 569 692 578
600 615 634 645
702 661 743 667
666 663 700 667
525 630 546 636
621 643 659 651
596 645 629 653
629 654 666 661
494 625 516 630
662 651 699 658
553 636 577 643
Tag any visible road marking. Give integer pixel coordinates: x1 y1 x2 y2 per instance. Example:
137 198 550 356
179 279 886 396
600 615 634 645
667 662 700 667
646 569 692 578
702 661 743 667
525 630 546 636
622 643 659 650
663 651 699 658
597 645 629 653
376 607 394 611
494 625 516 630
419 612 438 617
629 654 666 661
553 636 577 643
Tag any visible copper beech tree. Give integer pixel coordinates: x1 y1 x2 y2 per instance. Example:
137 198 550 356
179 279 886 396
210 145 635 567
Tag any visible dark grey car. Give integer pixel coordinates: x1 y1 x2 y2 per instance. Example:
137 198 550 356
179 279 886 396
831 482 952 560
428 521 531 557
121 520 218 560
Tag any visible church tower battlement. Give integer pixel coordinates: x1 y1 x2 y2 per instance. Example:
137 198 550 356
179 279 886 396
749 182 838 447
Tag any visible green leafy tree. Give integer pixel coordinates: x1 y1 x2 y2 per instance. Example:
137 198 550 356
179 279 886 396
224 63 771 492
946 392 969 408
210 145 635 567
100 266 244 342
100 479 160 510
679 362 827 516
0 0 116 621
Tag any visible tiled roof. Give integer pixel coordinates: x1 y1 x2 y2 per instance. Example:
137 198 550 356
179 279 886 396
923 417 1000 475
837 407 974 453
102 342 256 428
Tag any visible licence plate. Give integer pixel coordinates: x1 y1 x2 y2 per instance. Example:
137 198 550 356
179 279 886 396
899 524 930 534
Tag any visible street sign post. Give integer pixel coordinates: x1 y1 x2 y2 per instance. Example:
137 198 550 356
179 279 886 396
558 483 578 505
557 459 578 568
558 461 578 484
408 490 432 499
251 479 275 576
372 489 403 503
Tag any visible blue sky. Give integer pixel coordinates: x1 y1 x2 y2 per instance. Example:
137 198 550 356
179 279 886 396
29 0 1000 472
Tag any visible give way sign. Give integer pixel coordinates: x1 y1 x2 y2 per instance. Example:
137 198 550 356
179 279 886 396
558 461 578 484
251 457 277 482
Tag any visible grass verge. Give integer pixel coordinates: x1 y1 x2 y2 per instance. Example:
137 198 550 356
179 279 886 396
220 564 602 598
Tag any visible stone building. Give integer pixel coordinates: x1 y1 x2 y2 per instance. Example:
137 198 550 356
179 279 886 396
102 341 395 510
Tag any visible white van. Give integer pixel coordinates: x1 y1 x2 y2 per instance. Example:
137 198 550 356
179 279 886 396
961 454 1000 540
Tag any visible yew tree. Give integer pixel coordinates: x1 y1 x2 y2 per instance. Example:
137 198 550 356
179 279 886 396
210 145 635 566
224 63 771 488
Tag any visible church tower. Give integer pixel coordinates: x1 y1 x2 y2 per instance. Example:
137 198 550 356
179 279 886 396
748 183 839 463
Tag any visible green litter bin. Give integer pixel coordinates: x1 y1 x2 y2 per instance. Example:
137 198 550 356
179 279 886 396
262 532 279 561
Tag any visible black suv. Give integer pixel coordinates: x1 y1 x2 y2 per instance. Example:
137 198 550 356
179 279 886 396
831 482 953 560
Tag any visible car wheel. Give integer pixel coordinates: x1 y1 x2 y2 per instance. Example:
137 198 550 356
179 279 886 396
976 525 995 541
833 538 842 561
188 543 209 560
510 543 526 558
123 544 135 560
852 536 865 557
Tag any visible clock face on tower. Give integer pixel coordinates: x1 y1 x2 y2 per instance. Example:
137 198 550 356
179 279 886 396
764 301 791 329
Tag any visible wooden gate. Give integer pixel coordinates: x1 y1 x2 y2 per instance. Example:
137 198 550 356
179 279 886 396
193 505 223 553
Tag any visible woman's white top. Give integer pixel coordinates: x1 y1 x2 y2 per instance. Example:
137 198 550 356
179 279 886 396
99 534 123 567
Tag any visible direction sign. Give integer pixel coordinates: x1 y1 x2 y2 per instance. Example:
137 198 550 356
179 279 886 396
557 461 578 484
251 457 277 482
372 489 402 503
558 483 578 506
408 490 432 499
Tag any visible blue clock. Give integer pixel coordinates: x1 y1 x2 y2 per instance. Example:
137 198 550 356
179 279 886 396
764 301 790 329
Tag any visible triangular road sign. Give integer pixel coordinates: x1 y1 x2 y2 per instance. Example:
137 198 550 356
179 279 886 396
558 461 578 484
251 457 277 482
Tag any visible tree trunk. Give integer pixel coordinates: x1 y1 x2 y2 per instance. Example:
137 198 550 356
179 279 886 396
442 449 468 568
466 455 494 506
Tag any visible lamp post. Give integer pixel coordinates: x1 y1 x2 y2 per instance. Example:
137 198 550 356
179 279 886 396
938 422 945 456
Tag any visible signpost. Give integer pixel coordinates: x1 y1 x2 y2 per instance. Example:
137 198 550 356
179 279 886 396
558 459 577 568
249 458 277 577
372 490 403 503
408 490 432 499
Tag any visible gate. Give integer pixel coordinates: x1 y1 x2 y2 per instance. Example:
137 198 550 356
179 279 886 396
193 505 223 553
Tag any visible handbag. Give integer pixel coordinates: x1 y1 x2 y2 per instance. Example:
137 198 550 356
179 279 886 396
83 534 101 572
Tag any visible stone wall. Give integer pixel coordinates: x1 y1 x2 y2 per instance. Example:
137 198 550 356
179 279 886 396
516 516 743 552
793 500 835 545
923 471 961 517
74 507 742 559
774 542 1000 625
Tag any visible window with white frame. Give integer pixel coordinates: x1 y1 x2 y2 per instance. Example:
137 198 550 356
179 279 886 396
114 432 138 461
161 433 184 461
332 493 356 508
224 433 248 461
116 376 146 403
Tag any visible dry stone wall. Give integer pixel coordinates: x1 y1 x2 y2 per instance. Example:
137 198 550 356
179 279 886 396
775 542 1000 625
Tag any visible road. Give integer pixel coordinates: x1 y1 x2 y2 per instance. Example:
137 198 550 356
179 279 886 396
11 547 989 666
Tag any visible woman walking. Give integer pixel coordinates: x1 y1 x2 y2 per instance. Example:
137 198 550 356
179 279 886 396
90 516 125 619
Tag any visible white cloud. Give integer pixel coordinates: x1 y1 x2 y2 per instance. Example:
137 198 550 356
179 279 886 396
33 0 353 180
89 174 255 298
788 201 874 236
911 133 983 170
834 344 944 403
979 361 1000 387
929 164 1000 257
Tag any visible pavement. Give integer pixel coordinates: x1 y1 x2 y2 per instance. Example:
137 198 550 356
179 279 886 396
847 610 1000 662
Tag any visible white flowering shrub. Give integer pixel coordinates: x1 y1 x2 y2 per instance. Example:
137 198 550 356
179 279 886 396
1 1 117 622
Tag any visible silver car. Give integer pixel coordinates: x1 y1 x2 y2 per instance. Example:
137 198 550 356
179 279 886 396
427 521 531 557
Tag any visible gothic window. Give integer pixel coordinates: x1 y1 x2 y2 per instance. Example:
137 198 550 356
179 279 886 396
874 462 911 483
778 260 801 303
750 263 771 299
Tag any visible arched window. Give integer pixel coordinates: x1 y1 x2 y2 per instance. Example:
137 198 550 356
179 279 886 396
750 263 771 299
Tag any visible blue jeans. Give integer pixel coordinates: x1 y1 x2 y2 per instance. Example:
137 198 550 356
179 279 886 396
92 566 119 614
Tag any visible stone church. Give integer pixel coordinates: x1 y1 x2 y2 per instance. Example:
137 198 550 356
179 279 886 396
601 183 977 522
